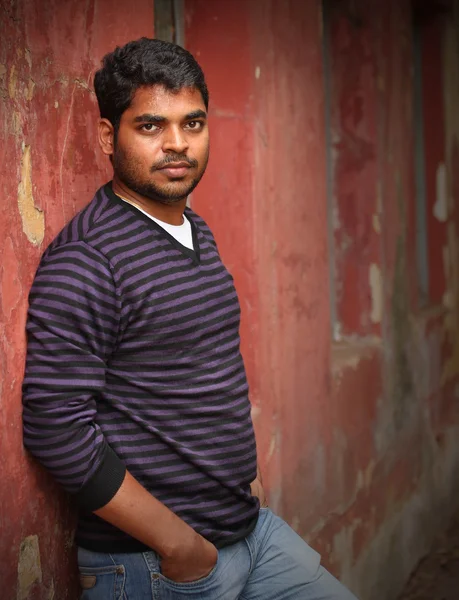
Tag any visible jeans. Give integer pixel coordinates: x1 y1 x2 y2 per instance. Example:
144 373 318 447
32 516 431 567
77 508 358 599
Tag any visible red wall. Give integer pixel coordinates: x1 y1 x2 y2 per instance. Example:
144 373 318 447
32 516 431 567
0 1 154 597
186 1 459 598
186 0 331 525
420 16 448 303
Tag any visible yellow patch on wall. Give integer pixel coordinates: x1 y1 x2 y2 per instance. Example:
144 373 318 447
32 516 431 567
17 145 45 245
369 263 383 324
17 535 42 600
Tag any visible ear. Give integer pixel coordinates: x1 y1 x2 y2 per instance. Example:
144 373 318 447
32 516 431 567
98 118 115 157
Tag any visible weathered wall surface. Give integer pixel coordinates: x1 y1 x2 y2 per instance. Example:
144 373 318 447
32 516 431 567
2 0 459 598
186 1 459 599
186 0 331 533
322 2 459 598
0 1 154 597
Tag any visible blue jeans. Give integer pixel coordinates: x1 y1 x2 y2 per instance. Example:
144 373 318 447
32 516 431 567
77 508 358 599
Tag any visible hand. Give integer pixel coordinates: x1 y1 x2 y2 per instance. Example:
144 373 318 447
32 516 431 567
251 477 268 508
160 532 218 583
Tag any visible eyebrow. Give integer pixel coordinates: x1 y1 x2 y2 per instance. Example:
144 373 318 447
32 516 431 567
133 110 207 124
185 110 207 120
133 114 165 123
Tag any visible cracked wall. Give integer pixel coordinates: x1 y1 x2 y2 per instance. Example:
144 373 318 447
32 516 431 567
0 1 154 597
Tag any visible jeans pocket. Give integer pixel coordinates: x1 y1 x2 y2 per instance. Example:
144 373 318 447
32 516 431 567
160 551 220 592
78 563 126 600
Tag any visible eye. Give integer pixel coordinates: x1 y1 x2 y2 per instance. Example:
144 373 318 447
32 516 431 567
185 120 204 130
140 123 158 132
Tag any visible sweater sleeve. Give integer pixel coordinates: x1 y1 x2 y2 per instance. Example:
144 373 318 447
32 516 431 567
22 241 126 511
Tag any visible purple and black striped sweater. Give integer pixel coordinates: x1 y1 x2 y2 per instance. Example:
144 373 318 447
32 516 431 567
22 183 259 552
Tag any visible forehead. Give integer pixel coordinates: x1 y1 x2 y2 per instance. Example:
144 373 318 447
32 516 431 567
124 85 206 118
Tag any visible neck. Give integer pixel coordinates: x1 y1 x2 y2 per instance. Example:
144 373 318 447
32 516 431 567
112 177 187 225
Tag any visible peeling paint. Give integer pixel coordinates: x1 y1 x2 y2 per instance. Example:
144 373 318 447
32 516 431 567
250 404 261 419
369 263 383 324
47 578 55 600
331 519 362 584
9 65 17 99
291 516 300 532
267 432 277 462
25 48 32 69
57 74 70 86
12 111 22 135
333 347 362 372
17 145 45 245
356 459 376 492
74 77 94 93
17 535 42 600
27 78 35 102
433 162 448 222
331 339 381 379
333 320 343 342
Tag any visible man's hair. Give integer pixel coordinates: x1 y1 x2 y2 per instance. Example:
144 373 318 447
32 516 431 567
94 38 209 132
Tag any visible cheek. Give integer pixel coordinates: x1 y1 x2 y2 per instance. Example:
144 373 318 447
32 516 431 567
195 137 210 164
119 134 161 161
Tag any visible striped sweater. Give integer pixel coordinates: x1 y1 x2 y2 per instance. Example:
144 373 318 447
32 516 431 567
22 183 259 552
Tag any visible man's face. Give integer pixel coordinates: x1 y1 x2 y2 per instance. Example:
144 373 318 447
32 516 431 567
112 85 209 203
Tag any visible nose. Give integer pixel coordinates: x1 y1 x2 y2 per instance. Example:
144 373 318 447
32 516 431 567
162 125 189 155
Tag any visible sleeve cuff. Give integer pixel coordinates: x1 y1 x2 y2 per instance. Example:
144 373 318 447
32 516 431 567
75 444 127 512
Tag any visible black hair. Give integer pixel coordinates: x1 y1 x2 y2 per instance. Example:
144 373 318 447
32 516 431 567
94 38 209 132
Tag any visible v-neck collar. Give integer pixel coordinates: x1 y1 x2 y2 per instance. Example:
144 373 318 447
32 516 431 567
105 182 201 265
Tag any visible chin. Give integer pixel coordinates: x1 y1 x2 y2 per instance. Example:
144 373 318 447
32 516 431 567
159 179 199 200
148 188 191 204
132 176 200 203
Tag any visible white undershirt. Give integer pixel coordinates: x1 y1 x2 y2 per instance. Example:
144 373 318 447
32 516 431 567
120 199 194 250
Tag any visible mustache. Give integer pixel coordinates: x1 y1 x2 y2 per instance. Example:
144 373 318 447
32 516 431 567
151 155 198 171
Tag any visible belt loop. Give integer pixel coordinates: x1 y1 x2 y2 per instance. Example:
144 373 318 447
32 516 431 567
142 550 161 574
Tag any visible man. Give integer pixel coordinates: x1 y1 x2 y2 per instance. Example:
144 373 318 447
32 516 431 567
22 38 357 599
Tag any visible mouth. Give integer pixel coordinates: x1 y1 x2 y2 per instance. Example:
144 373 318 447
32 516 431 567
158 162 192 178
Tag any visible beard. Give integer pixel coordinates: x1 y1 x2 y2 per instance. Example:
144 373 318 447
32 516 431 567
112 144 209 205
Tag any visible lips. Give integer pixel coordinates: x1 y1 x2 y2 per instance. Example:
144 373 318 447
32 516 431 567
159 161 191 169
158 162 192 178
